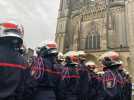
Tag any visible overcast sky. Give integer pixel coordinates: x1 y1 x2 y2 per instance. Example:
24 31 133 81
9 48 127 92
0 0 60 49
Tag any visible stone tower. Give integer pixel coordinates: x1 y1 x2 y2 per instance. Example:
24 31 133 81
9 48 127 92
55 0 71 52
56 0 84 52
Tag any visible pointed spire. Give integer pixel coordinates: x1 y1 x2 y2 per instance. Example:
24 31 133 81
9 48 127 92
59 0 63 11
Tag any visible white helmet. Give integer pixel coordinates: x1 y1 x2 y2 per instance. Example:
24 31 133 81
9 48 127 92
0 21 24 46
86 61 96 66
58 52 64 61
86 61 96 71
35 42 45 54
99 51 122 68
38 41 57 48
39 41 58 56
0 21 24 38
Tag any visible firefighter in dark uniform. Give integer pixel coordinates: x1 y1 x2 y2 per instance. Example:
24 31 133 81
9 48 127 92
0 21 27 100
117 64 132 100
32 41 62 100
97 51 131 100
85 61 98 100
77 57 88 100
20 47 38 100
61 55 80 100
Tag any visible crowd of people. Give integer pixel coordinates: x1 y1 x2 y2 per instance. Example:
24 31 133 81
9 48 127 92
0 21 132 100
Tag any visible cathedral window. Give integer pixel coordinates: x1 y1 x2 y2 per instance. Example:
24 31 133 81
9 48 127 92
86 32 100 49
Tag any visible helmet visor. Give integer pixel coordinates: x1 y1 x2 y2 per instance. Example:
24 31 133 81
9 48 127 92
4 29 22 37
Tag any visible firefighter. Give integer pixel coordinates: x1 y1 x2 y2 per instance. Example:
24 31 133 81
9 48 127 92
97 51 130 100
21 48 39 100
61 55 80 100
77 56 89 100
0 21 28 100
32 41 62 100
85 61 98 100
117 62 132 100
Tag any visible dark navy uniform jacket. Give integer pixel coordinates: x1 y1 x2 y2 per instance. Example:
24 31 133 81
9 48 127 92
77 63 89 100
33 56 63 100
96 68 126 100
118 69 132 100
0 45 26 99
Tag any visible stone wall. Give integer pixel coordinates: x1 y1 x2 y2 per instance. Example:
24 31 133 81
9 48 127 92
125 0 134 82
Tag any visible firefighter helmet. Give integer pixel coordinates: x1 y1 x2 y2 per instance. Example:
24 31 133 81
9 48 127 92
58 52 64 61
35 47 41 55
65 55 79 65
86 61 96 70
40 41 58 57
0 21 24 47
100 51 122 68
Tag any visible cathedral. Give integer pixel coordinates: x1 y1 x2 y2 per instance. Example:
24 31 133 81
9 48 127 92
55 0 134 81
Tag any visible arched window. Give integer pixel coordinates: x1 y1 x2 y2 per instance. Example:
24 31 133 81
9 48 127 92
86 32 100 49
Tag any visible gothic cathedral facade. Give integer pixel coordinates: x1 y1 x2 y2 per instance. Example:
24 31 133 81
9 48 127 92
55 0 134 79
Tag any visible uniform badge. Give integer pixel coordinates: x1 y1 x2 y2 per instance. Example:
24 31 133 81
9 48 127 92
106 81 112 88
